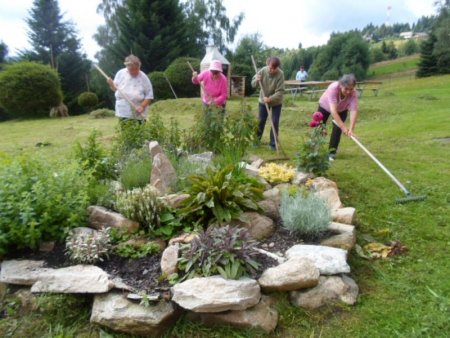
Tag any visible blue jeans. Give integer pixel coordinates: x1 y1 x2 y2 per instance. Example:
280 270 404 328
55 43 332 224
258 103 282 147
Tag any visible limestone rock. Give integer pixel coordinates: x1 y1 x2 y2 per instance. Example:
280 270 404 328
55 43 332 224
312 177 343 210
292 171 313 185
148 141 163 159
161 244 179 276
321 222 356 250
87 206 139 233
0 260 48 285
290 275 359 309
160 193 190 209
171 276 260 313
91 292 180 337
332 207 356 225
150 152 177 195
250 158 265 169
187 295 278 333
187 151 214 164
230 212 275 240
258 199 280 221
285 245 350 275
258 257 320 292
31 265 113 293
168 232 199 246
262 187 281 204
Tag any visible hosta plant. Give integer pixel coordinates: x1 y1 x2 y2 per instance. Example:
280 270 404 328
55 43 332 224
65 228 111 264
280 190 331 238
177 225 260 280
180 164 263 227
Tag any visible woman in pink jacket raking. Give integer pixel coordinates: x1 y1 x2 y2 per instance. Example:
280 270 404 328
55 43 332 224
191 60 228 113
317 73 359 161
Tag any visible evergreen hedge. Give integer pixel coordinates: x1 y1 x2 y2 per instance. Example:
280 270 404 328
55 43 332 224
0 61 63 118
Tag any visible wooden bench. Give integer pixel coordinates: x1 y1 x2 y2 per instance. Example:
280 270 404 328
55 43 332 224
356 81 383 97
285 87 307 99
304 89 326 101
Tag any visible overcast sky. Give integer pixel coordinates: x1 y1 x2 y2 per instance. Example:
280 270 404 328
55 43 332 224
0 0 438 60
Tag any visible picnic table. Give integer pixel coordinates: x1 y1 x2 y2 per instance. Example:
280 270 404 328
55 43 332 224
356 80 383 97
284 80 333 100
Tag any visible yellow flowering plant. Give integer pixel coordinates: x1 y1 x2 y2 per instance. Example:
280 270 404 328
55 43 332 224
259 163 296 184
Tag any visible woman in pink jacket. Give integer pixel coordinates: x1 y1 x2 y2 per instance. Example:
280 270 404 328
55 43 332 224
192 60 228 112
317 73 359 161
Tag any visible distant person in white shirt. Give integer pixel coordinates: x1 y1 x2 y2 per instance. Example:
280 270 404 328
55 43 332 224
295 65 308 82
107 54 153 122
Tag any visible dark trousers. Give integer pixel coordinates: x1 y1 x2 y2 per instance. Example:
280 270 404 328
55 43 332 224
317 106 348 155
258 103 282 147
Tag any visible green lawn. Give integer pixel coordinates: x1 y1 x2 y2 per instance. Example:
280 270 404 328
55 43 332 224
0 68 449 337
368 54 420 78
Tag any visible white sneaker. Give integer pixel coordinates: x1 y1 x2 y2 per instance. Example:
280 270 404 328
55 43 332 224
328 154 335 161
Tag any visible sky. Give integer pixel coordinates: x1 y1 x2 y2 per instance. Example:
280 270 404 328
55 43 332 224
0 0 438 60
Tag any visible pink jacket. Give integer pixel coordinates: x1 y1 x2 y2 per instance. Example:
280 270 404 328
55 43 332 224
319 81 358 112
192 70 228 106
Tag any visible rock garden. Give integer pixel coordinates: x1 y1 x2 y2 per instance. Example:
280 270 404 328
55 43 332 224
1 110 360 336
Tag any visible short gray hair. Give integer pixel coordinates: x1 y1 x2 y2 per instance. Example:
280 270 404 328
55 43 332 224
124 54 141 68
339 74 356 87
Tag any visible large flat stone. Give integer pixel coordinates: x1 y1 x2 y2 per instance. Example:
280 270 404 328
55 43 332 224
91 292 180 337
171 276 261 313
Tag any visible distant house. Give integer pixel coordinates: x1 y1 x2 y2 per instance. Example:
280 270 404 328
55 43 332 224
400 31 428 40
400 31 414 39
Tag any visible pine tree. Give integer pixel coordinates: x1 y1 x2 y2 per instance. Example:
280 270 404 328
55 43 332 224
416 34 438 77
95 0 202 73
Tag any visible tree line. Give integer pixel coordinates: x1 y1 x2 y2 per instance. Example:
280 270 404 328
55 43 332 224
0 0 448 119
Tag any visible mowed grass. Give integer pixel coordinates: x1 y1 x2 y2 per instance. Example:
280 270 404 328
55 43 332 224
368 54 420 78
0 65 449 337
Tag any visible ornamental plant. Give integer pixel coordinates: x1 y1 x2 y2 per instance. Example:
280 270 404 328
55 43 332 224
115 185 164 232
295 111 330 176
180 164 263 227
65 228 111 264
0 155 91 255
177 225 260 280
259 162 296 184
280 190 331 238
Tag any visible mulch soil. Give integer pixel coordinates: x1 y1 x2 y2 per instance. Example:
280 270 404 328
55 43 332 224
5 225 330 293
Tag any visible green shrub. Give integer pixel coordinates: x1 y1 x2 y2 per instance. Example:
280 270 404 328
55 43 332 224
280 190 331 237
74 129 115 180
0 61 62 118
149 71 174 100
177 225 260 280
115 241 161 259
77 91 99 111
180 164 263 227
89 108 115 118
119 150 152 190
65 228 111 264
0 155 91 255
295 120 330 176
184 105 257 156
165 57 201 98
115 185 164 232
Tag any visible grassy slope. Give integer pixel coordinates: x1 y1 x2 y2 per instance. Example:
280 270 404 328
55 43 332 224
0 64 449 337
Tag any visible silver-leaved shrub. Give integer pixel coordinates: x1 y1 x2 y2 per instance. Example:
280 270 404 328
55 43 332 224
280 190 331 237
65 228 111 264
115 185 164 231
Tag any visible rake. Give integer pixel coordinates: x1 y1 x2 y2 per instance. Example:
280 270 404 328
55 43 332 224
332 120 426 204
